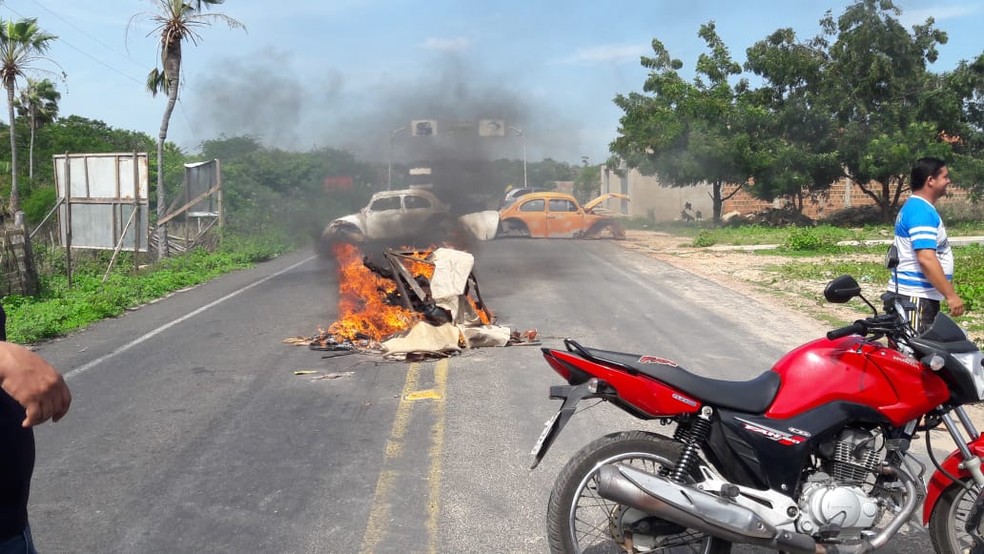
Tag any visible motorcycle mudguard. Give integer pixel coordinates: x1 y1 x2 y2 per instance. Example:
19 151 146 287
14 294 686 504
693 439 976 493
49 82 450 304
923 434 984 524
529 382 594 469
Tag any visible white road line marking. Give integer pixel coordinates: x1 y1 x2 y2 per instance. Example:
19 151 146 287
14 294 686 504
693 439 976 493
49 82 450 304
63 255 316 381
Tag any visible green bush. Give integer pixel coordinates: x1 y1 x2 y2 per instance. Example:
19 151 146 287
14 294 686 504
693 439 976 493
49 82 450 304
956 244 984 312
783 227 839 252
22 186 57 226
692 230 716 248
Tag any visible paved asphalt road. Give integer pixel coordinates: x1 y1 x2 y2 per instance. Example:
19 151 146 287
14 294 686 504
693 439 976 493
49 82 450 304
26 239 946 553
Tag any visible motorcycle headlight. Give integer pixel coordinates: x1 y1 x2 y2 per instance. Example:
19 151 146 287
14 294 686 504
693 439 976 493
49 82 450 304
952 350 984 400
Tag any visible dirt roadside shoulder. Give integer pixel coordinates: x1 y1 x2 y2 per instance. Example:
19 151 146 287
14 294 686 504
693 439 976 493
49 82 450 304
615 230 869 336
617 229 983 343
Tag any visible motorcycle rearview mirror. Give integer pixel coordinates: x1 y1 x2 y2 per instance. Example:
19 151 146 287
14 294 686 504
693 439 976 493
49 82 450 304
825 275 878 315
885 244 900 270
887 244 903 314
824 275 862 303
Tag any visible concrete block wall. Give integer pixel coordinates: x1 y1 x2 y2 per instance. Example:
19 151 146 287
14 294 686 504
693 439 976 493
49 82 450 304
600 166 713 220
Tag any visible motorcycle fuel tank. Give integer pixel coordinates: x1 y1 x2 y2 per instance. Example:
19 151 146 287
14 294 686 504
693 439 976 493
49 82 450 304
766 336 950 426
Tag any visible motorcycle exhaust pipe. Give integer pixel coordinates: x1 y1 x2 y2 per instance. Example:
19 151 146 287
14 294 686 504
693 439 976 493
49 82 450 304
597 464 819 553
597 463 919 554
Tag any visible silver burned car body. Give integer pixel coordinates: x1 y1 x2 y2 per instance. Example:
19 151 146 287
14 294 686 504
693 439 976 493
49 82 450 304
321 189 498 245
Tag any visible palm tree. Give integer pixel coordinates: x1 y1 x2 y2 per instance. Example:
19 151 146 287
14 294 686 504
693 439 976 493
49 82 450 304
15 78 60 181
143 0 243 258
0 18 57 216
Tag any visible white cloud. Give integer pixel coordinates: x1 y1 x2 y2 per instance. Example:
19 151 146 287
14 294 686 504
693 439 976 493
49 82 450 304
420 37 470 52
900 4 980 26
558 44 648 65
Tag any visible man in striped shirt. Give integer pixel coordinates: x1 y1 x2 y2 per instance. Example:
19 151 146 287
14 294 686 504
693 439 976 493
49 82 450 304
889 157 965 332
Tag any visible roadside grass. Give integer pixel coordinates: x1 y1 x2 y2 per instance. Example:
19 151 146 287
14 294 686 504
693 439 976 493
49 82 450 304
1 235 291 344
766 255 887 283
767 243 984 339
623 219 891 246
624 217 984 249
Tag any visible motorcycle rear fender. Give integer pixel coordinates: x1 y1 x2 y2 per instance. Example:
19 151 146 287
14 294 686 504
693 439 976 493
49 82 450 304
923 433 984 524
529 382 596 469
545 349 700 417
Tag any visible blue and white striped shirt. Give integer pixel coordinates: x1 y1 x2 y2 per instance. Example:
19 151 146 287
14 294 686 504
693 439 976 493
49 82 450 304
889 196 953 300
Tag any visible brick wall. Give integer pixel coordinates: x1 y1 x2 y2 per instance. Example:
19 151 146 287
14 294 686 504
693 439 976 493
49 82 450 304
721 178 971 220
599 167 972 222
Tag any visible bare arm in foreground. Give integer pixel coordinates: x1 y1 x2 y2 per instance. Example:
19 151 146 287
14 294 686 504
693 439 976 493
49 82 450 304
0 342 71 427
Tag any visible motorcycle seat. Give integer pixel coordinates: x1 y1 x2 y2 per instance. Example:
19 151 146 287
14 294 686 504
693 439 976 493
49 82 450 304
573 343 781 413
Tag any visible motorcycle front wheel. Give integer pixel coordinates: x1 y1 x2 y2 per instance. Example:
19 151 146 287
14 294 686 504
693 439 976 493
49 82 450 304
929 478 982 554
546 430 731 554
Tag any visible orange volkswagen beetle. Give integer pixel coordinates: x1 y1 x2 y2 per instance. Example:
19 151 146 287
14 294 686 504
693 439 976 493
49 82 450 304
497 191 629 239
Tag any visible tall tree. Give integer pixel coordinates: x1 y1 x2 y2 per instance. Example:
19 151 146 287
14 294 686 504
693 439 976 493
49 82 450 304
15 77 59 181
573 161 600 201
743 28 843 213
611 23 758 223
141 0 243 258
939 54 984 198
0 18 57 216
612 1 984 223
822 0 954 220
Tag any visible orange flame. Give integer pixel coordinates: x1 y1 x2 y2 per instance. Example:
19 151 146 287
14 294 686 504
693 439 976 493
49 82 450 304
326 243 419 342
397 249 436 280
467 294 493 325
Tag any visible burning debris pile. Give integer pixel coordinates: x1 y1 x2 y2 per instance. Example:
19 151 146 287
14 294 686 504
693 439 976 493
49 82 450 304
310 243 524 360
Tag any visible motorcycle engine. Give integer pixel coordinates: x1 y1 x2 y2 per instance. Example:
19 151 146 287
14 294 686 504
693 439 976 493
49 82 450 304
796 428 884 537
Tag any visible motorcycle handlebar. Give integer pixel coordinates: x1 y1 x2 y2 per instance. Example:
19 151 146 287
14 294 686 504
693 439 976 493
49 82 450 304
827 320 867 340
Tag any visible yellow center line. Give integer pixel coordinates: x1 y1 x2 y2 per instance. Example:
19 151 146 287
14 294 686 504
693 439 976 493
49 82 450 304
360 362 421 554
426 358 449 554
385 362 421 459
406 389 442 401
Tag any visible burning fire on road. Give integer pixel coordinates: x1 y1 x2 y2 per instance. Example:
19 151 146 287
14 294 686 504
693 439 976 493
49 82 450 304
306 242 525 360
321 243 423 343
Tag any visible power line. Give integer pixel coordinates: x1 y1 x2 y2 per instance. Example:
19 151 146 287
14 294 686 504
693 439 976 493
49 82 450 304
29 0 149 73
1 2 205 147
48 36 145 86
1 3 146 86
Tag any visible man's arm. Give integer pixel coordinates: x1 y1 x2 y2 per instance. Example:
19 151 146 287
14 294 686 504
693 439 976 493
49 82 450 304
0 342 71 427
916 248 965 317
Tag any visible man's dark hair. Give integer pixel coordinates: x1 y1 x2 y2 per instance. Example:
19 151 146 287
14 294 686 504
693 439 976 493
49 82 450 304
910 157 947 191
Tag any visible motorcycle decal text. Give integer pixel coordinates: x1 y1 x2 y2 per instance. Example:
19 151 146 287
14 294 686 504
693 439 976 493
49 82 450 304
638 356 678 367
879 349 921 369
735 417 806 446
672 393 698 407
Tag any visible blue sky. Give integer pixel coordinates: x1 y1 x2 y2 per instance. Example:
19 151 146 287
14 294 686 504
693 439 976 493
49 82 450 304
1 0 982 167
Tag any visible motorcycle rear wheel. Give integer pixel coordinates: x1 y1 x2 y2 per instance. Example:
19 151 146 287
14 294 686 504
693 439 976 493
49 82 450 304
546 430 731 554
929 478 982 554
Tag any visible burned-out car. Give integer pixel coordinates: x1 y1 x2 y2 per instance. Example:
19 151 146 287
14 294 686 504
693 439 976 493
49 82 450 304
321 189 499 247
497 191 629 239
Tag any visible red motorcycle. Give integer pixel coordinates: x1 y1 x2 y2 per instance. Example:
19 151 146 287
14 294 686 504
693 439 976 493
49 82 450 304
532 267 984 553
